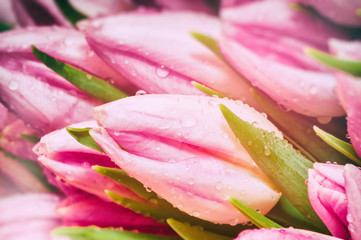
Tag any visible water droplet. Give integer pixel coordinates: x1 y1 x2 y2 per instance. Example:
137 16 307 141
278 103 290 112
346 134 350 139
113 131 120 136
229 219 238 226
317 117 332 124
135 90 147 96
145 186 152 192
188 178 195 185
349 223 355 232
208 99 218 107
247 140 252 146
148 198 158 205
91 21 101 28
215 181 223 191
131 71 137 77
156 65 170 78
82 162 90 168
305 179 309 184
8 81 18 91
155 147 160 152
180 117 196 127
310 86 318 95
86 74 92 80
177 204 183 210
263 146 271 157
347 213 353 223
66 171 75 181
261 112 267 119
192 211 200 217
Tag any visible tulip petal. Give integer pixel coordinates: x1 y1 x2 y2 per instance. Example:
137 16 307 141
235 228 343 240
79 11 258 107
166 218 232 240
219 0 347 117
90 126 280 225
53 226 179 240
57 194 172 234
344 164 361 239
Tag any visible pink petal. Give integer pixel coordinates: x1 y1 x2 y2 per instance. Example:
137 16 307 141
344 164 361 240
94 94 281 168
308 168 349 238
294 0 361 27
154 0 213 14
57 193 174 235
90 126 281 225
0 0 17 25
70 0 134 17
219 0 347 117
235 228 343 240
330 40 361 158
79 11 259 108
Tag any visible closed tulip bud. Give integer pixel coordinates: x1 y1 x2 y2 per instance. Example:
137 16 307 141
219 0 348 117
0 26 132 133
78 11 260 108
308 163 361 239
90 94 281 225
57 193 174 235
329 39 361 158
34 121 141 201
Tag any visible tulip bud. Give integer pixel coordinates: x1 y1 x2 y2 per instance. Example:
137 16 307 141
235 227 343 240
219 0 347 117
291 0 361 27
34 121 142 202
91 94 281 225
308 163 361 239
329 39 361 158
78 11 259 108
0 193 61 240
57 193 174 235
0 26 133 133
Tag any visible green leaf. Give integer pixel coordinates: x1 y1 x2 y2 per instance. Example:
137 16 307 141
267 196 318 231
0 147 57 192
314 126 361 165
230 198 282 229
54 0 87 27
220 104 328 233
251 88 348 165
19 134 40 144
53 226 179 240
167 219 232 240
191 81 225 98
0 21 12 32
31 46 127 102
305 48 361 77
190 32 224 60
97 167 250 237
66 127 104 153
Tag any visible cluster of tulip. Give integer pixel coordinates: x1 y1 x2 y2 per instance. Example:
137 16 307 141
0 0 361 240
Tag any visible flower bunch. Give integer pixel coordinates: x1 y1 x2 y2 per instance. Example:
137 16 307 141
0 0 361 240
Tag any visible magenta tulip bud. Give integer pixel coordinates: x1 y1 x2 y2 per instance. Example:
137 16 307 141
78 11 260 108
91 94 281 225
219 0 348 117
0 193 61 240
34 121 142 201
292 0 361 27
235 228 343 240
329 39 361 158
308 163 361 239
0 26 134 133
57 193 174 235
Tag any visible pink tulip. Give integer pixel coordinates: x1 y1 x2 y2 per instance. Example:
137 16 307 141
57 193 174 235
90 94 281 225
0 193 61 240
0 26 134 133
234 228 343 240
329 39 361 158
291 0 361 27
34 121 141 201
308 163 361 239
219 0 347 117
79 11 260 108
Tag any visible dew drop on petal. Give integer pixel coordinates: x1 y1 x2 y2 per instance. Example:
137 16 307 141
215 181 223 191
317 117 332 124
156 65 170 78
229 219 238 226
8 81 18 91
263 146 271 157
180 116 196 127
135 90 147 96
